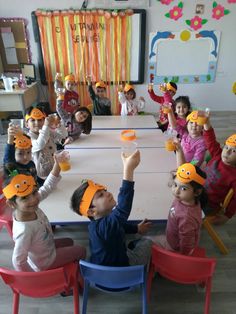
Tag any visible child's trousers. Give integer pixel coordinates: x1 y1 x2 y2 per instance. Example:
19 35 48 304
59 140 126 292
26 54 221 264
48 237 86 269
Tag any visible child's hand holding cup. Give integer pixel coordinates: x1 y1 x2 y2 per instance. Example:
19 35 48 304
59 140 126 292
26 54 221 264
164 129 177 152
162 102 172 114
55 150 71 171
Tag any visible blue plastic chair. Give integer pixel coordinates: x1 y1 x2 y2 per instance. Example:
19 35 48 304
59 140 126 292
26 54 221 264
79 260 147 314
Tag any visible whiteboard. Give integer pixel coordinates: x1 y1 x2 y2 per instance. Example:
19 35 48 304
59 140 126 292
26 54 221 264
148 29 221 84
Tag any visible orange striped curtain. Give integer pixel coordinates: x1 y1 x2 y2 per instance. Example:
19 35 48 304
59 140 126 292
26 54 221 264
35 10 132 113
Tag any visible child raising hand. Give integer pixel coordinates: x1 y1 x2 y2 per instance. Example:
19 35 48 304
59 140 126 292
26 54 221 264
71 150 152 267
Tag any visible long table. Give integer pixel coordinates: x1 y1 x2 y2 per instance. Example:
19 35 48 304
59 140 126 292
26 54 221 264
92 115 157 130
66 129 165 149
41 116 176 224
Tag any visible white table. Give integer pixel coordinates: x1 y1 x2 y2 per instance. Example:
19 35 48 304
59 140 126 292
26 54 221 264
66 129 165 149
92 115 158 130
41 172 173 224
67 147 176 174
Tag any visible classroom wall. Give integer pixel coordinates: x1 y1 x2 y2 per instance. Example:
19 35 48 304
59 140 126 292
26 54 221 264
0 0 235 112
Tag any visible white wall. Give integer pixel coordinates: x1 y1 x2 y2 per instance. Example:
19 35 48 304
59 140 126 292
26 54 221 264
0 0 235 111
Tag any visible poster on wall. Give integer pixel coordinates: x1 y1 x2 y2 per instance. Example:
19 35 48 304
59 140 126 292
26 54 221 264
148 29 221 84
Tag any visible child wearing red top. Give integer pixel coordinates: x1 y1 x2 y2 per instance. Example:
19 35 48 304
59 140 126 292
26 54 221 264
203 117 236 225
148 81 177 131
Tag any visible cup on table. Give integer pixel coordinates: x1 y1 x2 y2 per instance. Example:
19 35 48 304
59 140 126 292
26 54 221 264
55 150 71 171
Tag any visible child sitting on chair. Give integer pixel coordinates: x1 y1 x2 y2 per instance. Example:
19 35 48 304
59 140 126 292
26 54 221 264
58 74 80 115
56 94 92 144
2 161 86 272
148 81 177 132
3 124 39 183
86 76 112 115
25 106 68 182
71 150 152 266
118 84 145 116
150 163 207 255
202 116 236 225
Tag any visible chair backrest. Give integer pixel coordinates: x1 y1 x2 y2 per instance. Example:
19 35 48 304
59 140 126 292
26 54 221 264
151 245 216 285
0 262 78 298
79 260 145 289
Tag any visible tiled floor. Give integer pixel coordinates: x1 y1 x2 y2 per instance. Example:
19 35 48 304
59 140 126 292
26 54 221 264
0 112 235 313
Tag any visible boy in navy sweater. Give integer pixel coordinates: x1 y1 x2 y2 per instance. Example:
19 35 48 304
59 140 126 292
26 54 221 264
71 150 152 266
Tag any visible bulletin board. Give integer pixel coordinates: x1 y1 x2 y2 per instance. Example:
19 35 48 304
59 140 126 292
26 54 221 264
148 29 221 84
0 18 31 72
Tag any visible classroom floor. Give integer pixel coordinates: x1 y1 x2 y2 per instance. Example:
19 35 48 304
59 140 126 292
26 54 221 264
0 112 236 314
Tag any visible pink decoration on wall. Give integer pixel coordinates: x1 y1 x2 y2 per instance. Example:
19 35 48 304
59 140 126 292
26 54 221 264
227 0 236 3
159 0 174 5
165 2 183 21
185 16 208 31
212 2 230 20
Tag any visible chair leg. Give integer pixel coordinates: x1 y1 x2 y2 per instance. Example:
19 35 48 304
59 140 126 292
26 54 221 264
73 283 79 314
142 282 148 314
82 281 89 314
204 279 212 314
147 263 155 302
203 218 229 255
13 292 20 314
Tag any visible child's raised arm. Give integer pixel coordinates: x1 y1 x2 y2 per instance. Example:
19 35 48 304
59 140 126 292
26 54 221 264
174 140 186 167
122 150 140 181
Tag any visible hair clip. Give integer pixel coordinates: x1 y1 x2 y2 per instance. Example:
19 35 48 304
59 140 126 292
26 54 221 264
9 169 19 177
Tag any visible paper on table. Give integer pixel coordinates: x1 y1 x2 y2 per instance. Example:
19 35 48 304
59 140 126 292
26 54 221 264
1 32 15 48
5 47 18 65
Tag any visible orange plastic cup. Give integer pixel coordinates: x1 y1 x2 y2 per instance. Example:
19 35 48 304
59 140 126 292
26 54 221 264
197 115 207 126
165 139 176 152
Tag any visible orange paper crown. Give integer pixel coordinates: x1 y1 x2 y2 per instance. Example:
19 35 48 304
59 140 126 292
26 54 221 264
225 134 236 147
3 174 37 199
65 74 75 82
25 108 46 121
166 82 177 93
124 84 134 93
95 81 106 89
14 134 32 149
186 111 200 124
80 180 106 217
176 163 205 186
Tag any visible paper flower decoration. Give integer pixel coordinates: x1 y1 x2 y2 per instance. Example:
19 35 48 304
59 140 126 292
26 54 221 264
158 0 174 5
212 2 230 20
185 15 208 31
227 0 236 3
165 2 183 21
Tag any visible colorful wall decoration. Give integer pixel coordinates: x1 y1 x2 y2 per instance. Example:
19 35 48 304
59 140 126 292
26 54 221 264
148 29 221 84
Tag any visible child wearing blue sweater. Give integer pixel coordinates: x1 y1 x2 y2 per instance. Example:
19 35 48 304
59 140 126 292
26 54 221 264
71 150 152 266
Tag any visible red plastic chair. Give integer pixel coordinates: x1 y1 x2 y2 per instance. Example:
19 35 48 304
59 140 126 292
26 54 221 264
0 261 80 314
0 177 13 238
147 245 216 314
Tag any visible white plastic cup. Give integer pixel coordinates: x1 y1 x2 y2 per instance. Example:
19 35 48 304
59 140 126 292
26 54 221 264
10 119 24 135
55 150 71 171
121 141 137 157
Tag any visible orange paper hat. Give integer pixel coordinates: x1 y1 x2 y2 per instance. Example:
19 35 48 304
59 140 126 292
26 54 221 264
80 180 106 217
25 108 46 121
186 111 199 123
14 135 32 149
225 134 236 147
166 82 177 93
3 174 37 199
65 74 75 82
124 84 134 93
95 81 106 89
176 163 205 186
